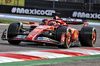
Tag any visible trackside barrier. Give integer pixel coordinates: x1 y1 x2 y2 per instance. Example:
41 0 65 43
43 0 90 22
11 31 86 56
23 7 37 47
0 5 100 20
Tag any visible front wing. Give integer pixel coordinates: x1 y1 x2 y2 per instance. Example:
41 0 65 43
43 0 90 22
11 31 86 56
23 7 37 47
1 29 60 45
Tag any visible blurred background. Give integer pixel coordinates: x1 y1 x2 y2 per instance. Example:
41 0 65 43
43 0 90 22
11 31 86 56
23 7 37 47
0 0 25 6
0 0 100 20
0 0 100 12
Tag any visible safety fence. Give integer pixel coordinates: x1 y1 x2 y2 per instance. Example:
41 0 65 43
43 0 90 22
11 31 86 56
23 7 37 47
25 0 100 12
1 5 100 20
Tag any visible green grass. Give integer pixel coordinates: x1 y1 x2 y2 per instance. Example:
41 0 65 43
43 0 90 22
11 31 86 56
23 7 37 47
88 20 100 22
0 19 18 24
0 20 28 24
34 15 53 18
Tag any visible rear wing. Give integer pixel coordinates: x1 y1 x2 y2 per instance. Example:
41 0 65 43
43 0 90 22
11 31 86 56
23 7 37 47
62 18 87 25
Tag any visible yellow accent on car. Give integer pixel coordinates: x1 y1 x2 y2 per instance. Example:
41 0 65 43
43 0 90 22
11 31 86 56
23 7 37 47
34 29 40 31
66 31 69 48
74 31 77 38
0 0 25 6
92 28 96 46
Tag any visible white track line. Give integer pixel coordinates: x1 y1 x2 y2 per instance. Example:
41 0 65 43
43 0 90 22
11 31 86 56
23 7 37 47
0 23 30 26
0 47 100 63
60 48 100 55
0 57 23 63
0 24 9 25
13 51 72 59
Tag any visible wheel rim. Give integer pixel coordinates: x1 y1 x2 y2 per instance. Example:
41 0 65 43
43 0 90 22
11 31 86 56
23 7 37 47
67 32 71 44
61 32 71 43
92 32 96 43
61 34 65 42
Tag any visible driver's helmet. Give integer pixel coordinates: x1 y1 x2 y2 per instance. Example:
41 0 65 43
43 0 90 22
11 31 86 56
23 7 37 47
49 21 61 26
48 21 56 26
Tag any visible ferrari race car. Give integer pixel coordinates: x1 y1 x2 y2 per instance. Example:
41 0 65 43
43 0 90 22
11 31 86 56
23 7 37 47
1 17 96 48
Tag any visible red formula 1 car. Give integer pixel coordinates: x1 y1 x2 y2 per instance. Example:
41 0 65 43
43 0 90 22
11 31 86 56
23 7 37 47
1 17 96 48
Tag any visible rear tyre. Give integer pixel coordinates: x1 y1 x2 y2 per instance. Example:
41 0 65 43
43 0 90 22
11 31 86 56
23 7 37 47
57 26 71 48
7 23 21 45
79 26 96 47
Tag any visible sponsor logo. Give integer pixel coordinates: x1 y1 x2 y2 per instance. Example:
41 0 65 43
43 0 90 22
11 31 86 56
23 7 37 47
37 37 50 41
34 29 40 31
21 35 26 39
11 7 56 16
38 37 43 40
72 11 100 19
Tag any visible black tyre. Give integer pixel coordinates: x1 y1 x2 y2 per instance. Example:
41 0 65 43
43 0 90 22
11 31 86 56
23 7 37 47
57 26 71 48
7 23 21 45
79 26 96 47
8 23 19 38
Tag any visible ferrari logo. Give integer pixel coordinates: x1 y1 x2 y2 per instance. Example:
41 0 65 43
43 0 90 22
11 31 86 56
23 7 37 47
34 29 40 31
5 0 12 3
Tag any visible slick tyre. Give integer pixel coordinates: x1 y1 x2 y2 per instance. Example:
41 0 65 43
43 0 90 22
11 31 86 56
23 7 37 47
7 23 21 45
57 26 71 49
8 23 20 38
79 26 96 47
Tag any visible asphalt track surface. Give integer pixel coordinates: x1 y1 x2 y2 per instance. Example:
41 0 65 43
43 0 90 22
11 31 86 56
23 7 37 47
0 13 100 66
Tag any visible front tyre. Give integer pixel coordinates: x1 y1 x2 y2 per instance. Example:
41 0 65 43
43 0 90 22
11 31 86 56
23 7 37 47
7 23 21 45
57 26 71 48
